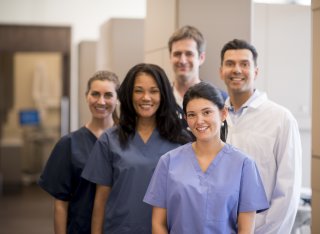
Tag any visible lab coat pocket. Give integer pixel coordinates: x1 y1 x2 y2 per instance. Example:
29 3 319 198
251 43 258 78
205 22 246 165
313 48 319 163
207 188 237 221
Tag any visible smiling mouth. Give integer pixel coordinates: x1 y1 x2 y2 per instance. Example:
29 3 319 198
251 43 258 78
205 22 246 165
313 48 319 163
95 106 107 111
139 104 153 109
230 77 244 81
196 126 208 132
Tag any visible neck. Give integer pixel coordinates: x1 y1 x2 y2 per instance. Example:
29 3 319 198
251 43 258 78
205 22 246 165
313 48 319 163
136 117 156 143
86 117 114 138
193 138 224 158
229 90 254 112
136 117 156 133
174 76 200 97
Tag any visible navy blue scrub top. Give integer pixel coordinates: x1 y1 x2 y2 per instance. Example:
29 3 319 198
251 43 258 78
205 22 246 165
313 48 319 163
38 127 97 234
82 126 181 234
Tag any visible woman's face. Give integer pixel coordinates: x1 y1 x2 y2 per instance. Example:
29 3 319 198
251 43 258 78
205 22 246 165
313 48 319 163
132 72 161 120
86 80 118 120
185 97 226 142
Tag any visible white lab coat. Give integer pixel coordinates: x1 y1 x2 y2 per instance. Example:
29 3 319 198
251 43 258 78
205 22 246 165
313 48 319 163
226 90 302 234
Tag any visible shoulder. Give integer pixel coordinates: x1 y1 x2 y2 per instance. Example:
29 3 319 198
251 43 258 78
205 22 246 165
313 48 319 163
156 143 192 169
161 143 192 161
223 144 253 161
253 93 297 123
99 126 118 140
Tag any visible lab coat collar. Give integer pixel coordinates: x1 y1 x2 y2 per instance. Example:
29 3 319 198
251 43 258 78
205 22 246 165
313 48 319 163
225 89 268 110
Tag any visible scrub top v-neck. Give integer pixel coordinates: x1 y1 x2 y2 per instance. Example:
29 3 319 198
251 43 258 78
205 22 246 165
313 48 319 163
144 143 269 234
82 126 181 234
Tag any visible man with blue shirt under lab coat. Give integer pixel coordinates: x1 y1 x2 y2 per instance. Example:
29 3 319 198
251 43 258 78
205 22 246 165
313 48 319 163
219 38 302 234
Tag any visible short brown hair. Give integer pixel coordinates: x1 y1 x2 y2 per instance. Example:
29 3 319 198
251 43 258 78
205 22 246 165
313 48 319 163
168 25 206 55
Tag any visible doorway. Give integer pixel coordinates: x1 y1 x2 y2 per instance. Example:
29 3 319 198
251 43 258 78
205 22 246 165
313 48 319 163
0 24 71 190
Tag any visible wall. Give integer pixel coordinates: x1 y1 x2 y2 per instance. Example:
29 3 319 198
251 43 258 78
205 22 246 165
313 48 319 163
97 18 145 83
253 4 311 188
78 41 97 127
312 0 320 232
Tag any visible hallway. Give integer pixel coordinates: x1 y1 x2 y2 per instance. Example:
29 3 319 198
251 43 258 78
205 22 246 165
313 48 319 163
0 183 54 234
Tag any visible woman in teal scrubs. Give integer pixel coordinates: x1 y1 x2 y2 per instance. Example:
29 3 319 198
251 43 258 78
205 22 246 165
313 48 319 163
82 63 191 234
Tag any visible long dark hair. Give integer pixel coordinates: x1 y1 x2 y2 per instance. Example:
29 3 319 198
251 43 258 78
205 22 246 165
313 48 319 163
183 82 228 142
118 63 191 146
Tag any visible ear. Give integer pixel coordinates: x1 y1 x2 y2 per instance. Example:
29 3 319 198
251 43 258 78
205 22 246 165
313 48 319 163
254 66 259 80
219 66 224 81
221 106 228 122
199 52 206 66
184 114 187 121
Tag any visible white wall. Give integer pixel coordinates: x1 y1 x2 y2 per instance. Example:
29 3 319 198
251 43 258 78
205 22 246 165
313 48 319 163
253 3 311 187
0 0 146 130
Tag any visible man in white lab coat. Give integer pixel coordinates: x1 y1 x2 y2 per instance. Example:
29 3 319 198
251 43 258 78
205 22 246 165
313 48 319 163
219 38 302 234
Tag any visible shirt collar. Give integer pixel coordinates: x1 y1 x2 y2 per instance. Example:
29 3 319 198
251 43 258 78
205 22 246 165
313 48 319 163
173 85 183 108
226 89 263 113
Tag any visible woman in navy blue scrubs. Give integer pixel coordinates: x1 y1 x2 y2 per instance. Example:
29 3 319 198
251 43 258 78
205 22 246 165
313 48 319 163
38 70 120 234
82 63 191 234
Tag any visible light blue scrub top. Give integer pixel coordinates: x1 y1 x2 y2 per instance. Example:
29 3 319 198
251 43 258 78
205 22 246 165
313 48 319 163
82 127 181 234
143 143 269 234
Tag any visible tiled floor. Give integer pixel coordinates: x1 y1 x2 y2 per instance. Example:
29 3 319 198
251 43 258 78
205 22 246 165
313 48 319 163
0 183 54 234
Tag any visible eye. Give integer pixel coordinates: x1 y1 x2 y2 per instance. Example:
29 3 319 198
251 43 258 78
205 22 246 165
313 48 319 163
203 110 212 116
134 88 143 93
91 91 100 97
224 61 234 67
185 51 194 57
173 51 182 57
241 61 250 68
104 92 114 99
186 113 196 119
150 88 160 94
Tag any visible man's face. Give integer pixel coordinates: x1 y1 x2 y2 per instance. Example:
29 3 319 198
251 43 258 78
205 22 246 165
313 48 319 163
170 38 205 83
220 49 258 96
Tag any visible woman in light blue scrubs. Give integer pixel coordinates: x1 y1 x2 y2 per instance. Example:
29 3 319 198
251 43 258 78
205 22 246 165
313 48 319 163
144 82 269 234
81 63 191 234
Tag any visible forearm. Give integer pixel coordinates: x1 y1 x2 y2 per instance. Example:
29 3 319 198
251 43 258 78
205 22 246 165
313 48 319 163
152 207 168 234
152 224 168 234
91 185 111 234
91 206 105 234
238 211 255 234
54 199 69 234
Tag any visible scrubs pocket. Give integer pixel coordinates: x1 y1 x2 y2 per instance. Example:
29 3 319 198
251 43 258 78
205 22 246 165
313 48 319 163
206 189 237 221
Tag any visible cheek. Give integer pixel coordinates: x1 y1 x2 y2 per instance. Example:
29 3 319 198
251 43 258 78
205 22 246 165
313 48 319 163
186 118 195 127
86 97 95 106
153 94 161 104
107 98 117 107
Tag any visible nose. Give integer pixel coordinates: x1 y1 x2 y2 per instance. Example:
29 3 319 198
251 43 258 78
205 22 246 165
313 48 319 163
142 92 151 101
179 53 187 64
97 95 106 104
232 64 241 73
195 114 204 123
